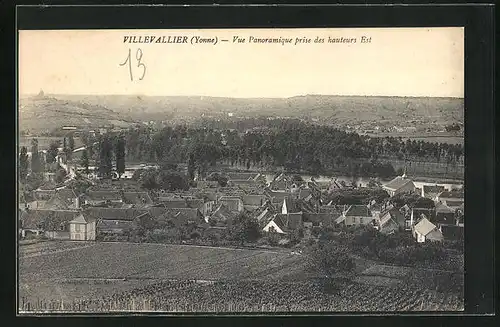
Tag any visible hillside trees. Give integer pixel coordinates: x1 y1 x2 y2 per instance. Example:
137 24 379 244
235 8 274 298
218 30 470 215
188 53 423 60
98 135 113 179
227 213 261 246
115 136 126 178
46 141 60 164
19 146 29 181
81 149 90 174
30 138 41 174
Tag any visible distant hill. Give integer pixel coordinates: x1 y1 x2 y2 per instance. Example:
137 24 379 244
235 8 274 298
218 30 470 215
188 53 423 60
19 94 137 132
19 93 464 132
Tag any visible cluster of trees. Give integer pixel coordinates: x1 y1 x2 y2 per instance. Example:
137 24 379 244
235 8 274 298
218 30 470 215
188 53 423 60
133 167 190 191
349 226 447 267
79 133 126 179
125 211 262 247
116 119 463 179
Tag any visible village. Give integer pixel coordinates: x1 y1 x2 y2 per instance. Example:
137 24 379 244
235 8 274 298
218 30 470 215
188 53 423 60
18 138 465 248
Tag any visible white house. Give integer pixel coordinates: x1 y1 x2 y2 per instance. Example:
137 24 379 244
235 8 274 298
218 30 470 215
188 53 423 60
382 170 415 197
69 214 96 241
412 217 443 243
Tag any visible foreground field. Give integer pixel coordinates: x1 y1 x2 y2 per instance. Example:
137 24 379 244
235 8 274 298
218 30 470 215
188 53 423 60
19 241 464 313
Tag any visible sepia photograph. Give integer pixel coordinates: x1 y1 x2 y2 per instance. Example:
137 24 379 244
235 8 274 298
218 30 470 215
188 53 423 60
18 27 465 314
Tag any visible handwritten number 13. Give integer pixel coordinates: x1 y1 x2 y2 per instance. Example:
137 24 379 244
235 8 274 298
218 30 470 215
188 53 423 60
120 48 146 81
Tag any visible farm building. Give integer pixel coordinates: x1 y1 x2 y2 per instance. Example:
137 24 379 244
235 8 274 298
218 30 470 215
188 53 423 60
69 214 96 241
335 205 374 227
412 216 444 243
382 171 416 197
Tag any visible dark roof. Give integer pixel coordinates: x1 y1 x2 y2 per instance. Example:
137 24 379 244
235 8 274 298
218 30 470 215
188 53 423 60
21 210 79 230
87 190 122 201
435 203 455 214
84 208 148 221
226 172 258 180
303 213 334 225
97 219 135 232
123 192 153 205
33 189 56 201
423 185 445 194
345 205 372 217
445 200 463 208
163 208 202 221
383 176 414 190
298 188 312 199
44 193 75 210
437 190 464 199
242 194 267 206
158 199 190 208
441 225 464 240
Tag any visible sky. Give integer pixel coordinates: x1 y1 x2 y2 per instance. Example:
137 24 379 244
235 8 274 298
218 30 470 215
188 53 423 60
18 27 464 98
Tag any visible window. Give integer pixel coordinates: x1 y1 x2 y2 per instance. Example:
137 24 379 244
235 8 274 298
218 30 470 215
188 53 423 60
75 224 81 232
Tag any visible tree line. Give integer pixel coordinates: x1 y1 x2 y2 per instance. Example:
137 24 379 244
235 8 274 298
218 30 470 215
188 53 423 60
104 119 463 179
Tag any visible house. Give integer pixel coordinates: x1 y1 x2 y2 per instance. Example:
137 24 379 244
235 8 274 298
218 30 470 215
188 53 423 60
241 194 268 212
282 197 300 214
218 196 244 213
228 179 260 188
440 224 464 241
269 173 292 191
69 213 96 241
225 172 261 181
435 190 464 207
122 192 153 205
263 212 303 234
196 180 219 189
382 172 415 197
327 179 344 194
85 207 148 237
409 207 436 229
85 190 122 206
421 185 445 200
20 209 79 239
43 188 82 210
303 212 335 229
32 188 56 201
265 189 297 206
335 205 373 227
159 208 205 228
412 217 444 243
255 207 275 226
209 203 238 224
298 188 312 200
375 205 406 234
434 203 456 226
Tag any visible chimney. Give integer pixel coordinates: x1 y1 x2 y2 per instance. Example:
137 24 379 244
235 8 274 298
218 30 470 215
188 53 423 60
75 195 80 209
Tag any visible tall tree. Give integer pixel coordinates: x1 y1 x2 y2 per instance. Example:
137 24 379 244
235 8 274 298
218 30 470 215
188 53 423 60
98 135 113 179
30 138 41 174
68 135 75 152
19 146 29 181
115 136 126 179
46 141 60 164
81 149 90 174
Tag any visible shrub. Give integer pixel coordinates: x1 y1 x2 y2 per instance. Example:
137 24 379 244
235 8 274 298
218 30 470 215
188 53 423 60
307 241 355 278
